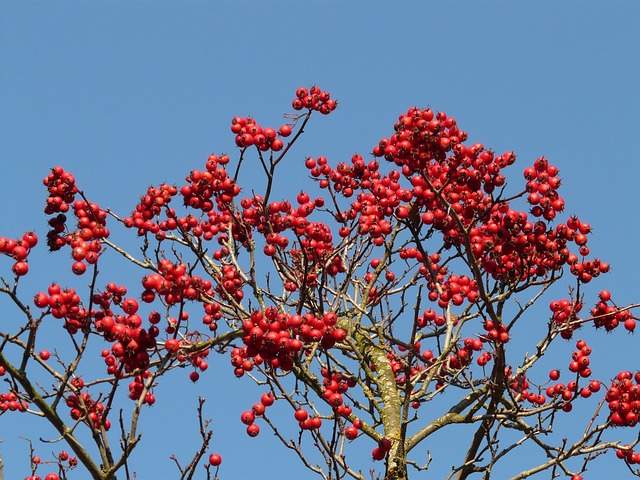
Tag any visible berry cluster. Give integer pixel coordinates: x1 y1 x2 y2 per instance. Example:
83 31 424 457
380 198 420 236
25 451 78 480
0 391 28 412
482 319 510 344
125 183 178 237
214 264 244 302
292 86 337 115
0 231 37 276
126 371 156 404
240 193 339 282
507 371 547 406
384 345 424 385
426 272 480 309
231 116 285 151
96 306 158 375
616 445 640 465
372 437 392 461
449 337 485 371
549 298 583 337
544 341 601 406
237 392 275 438
309 155 394 245
124 154 240 243
591 289 636 332
43 166 78 215
181 159 240 210
34 284 88 334
567 339 593 378
24 474 61 480
606 371 640 427
232 308 347 377
319 367 355 416
141 260 213 306
524 156 564 220
66 384 110 431
65 232 103 275
43 168 109 259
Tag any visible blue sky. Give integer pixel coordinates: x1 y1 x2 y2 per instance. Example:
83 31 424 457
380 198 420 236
1 2 639 479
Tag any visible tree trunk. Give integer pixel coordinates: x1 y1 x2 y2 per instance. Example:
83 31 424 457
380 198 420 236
386 443 409 480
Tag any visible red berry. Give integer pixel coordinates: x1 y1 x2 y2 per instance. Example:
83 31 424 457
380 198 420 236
241 410 255 425
12 261 28 276
208 453 222 466
345 426 358 440
260 392 275 406
294 408 308 422
71 261 86 275
278 124 292 137
246 424 260 437
372 447 385 461
34 292 49 308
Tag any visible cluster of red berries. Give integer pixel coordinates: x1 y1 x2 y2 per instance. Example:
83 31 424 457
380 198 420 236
231 116 288 151
430 274 480 309
449 337 485 371
214 264 244 302
0 391 28 412
240 192 337 275
545 341 601 404
43 166 78 215
64 231 103 275
308 152 370 196
372 437 392 461
373 108 467 164
292 86 337 115
24 451 78 480
124 183 178 237
616 445 640 465
506 371 547 406
524 156 565 220
238 392 275 438
591 290 636 332
606 370 640 427
43 168 109 259
482 319 510 344
309 155 394 245
187 354 211 383
202 301 222 331
545 375 582 408
383 345 424 386
549 298 583 338
125 371 156 404
182 158 240 209
293 408 323 431
0 231 37 276
66 379 110 431
69 199 109 241
141 260 213 306
95 300 158 375
124 155 240 244
231 308 348 377
319 367 355 416
24 474 61 480
240 390 326 438
567 339 593 378
34 284 88 334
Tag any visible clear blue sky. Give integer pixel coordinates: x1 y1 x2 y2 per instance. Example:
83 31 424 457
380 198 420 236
1 2 639 479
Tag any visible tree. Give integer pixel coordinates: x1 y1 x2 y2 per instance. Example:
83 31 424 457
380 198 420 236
1 85 639 480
